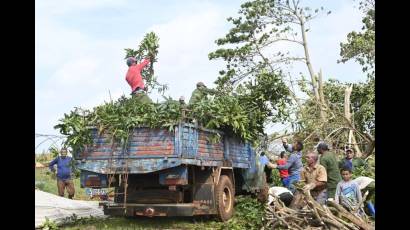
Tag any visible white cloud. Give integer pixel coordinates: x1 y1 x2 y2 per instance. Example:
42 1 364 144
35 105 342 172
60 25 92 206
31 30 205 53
50 57 101 86
147 6 228 101
306 2 364 81
36 0 127 16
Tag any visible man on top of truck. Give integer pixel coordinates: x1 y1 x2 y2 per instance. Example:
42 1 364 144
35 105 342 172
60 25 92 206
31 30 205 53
188 82 217 105
125 56 153 103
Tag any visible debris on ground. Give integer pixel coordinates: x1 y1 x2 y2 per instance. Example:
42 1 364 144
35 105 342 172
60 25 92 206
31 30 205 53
264 187 374 230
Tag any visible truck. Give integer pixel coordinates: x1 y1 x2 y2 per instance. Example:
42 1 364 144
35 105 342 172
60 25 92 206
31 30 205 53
75 122 268 221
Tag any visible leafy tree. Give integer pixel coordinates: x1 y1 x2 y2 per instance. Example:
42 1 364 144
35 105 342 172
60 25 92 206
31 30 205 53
209 0 332 132
339 0 375 79
210 0 375 156
335 0 375 156
324 78 374 137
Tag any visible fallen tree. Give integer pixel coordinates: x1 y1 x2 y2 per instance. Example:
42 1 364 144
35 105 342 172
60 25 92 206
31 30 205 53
264 187 374 230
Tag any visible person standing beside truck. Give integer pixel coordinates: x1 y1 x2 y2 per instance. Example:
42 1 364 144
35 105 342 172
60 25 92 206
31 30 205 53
49 148 75 199
260 152 273 184
268 138 303 194
125 56 153 103
276 151 289 187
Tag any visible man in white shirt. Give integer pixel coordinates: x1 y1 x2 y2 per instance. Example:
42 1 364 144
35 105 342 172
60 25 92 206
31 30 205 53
268 186 293 206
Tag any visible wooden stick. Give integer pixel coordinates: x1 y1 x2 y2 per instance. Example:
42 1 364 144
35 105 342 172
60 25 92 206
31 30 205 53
322 205 359 230
327 200 372 230
322 217 348 229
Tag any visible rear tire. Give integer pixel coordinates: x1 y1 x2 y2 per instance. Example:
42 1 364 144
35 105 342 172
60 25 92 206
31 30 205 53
215 175 235 222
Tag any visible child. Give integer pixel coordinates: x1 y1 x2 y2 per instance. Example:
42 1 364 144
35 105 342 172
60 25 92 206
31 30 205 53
335 167 362 213
277 151 289 187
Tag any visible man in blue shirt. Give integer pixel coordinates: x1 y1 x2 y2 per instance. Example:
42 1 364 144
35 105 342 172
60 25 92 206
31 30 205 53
269 138 303 193
49 148 75 199
339 148 366 173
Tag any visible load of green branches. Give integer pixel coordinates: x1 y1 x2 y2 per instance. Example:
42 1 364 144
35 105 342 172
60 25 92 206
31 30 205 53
54 90 274 153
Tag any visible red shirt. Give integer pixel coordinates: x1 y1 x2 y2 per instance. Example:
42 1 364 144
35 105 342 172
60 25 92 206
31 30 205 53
125 59 150 92
277 158 289 178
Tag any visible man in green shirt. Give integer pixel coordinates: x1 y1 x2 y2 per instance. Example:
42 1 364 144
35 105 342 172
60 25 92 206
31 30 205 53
317 142 341 199
188 82 217 105
131 90 153 104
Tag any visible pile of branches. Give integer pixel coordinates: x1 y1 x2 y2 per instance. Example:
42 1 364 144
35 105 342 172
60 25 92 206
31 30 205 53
264 188 374 230
54 93 266 151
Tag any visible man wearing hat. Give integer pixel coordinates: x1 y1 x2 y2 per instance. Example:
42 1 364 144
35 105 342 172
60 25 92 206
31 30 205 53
125 56 153 103
339 148 366 173
188 82 217 105
317 142 341 199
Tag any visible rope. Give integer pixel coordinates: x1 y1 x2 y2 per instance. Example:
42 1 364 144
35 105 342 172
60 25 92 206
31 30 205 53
122 129 131 214
35 133 66 138
35 135 66 151
107 135 116 208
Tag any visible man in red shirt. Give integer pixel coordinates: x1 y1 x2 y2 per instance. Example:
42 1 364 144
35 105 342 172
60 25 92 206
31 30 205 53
125 57 152 103
125 57 151 93
277 151 289 187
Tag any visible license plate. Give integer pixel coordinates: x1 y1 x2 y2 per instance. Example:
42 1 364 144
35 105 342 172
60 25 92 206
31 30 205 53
85 188 107 196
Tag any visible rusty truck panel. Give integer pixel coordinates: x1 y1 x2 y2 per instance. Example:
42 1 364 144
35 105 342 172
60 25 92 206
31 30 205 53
77 123 252 174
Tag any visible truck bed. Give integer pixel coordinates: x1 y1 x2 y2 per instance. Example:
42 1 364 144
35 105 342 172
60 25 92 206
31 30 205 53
76 123 254 174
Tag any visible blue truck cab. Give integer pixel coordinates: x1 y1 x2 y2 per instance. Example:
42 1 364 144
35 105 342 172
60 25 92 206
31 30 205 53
75 122 267 221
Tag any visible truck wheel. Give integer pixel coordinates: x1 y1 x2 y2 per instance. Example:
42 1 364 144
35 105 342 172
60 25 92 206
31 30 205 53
215 175 235 222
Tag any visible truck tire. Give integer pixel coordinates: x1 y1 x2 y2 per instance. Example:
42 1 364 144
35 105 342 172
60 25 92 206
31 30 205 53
215 175 235 222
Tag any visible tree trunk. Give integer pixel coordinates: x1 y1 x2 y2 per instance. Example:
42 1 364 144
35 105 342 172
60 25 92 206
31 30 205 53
344 85 363 157
344 85 353 123
351 133 362 157
318 69 327 122
300 18 319 100
318 69 326 106
363 139 375 158
299 12 326 123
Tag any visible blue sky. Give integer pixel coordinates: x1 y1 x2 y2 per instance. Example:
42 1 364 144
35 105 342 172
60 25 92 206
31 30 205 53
35 0 366 152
